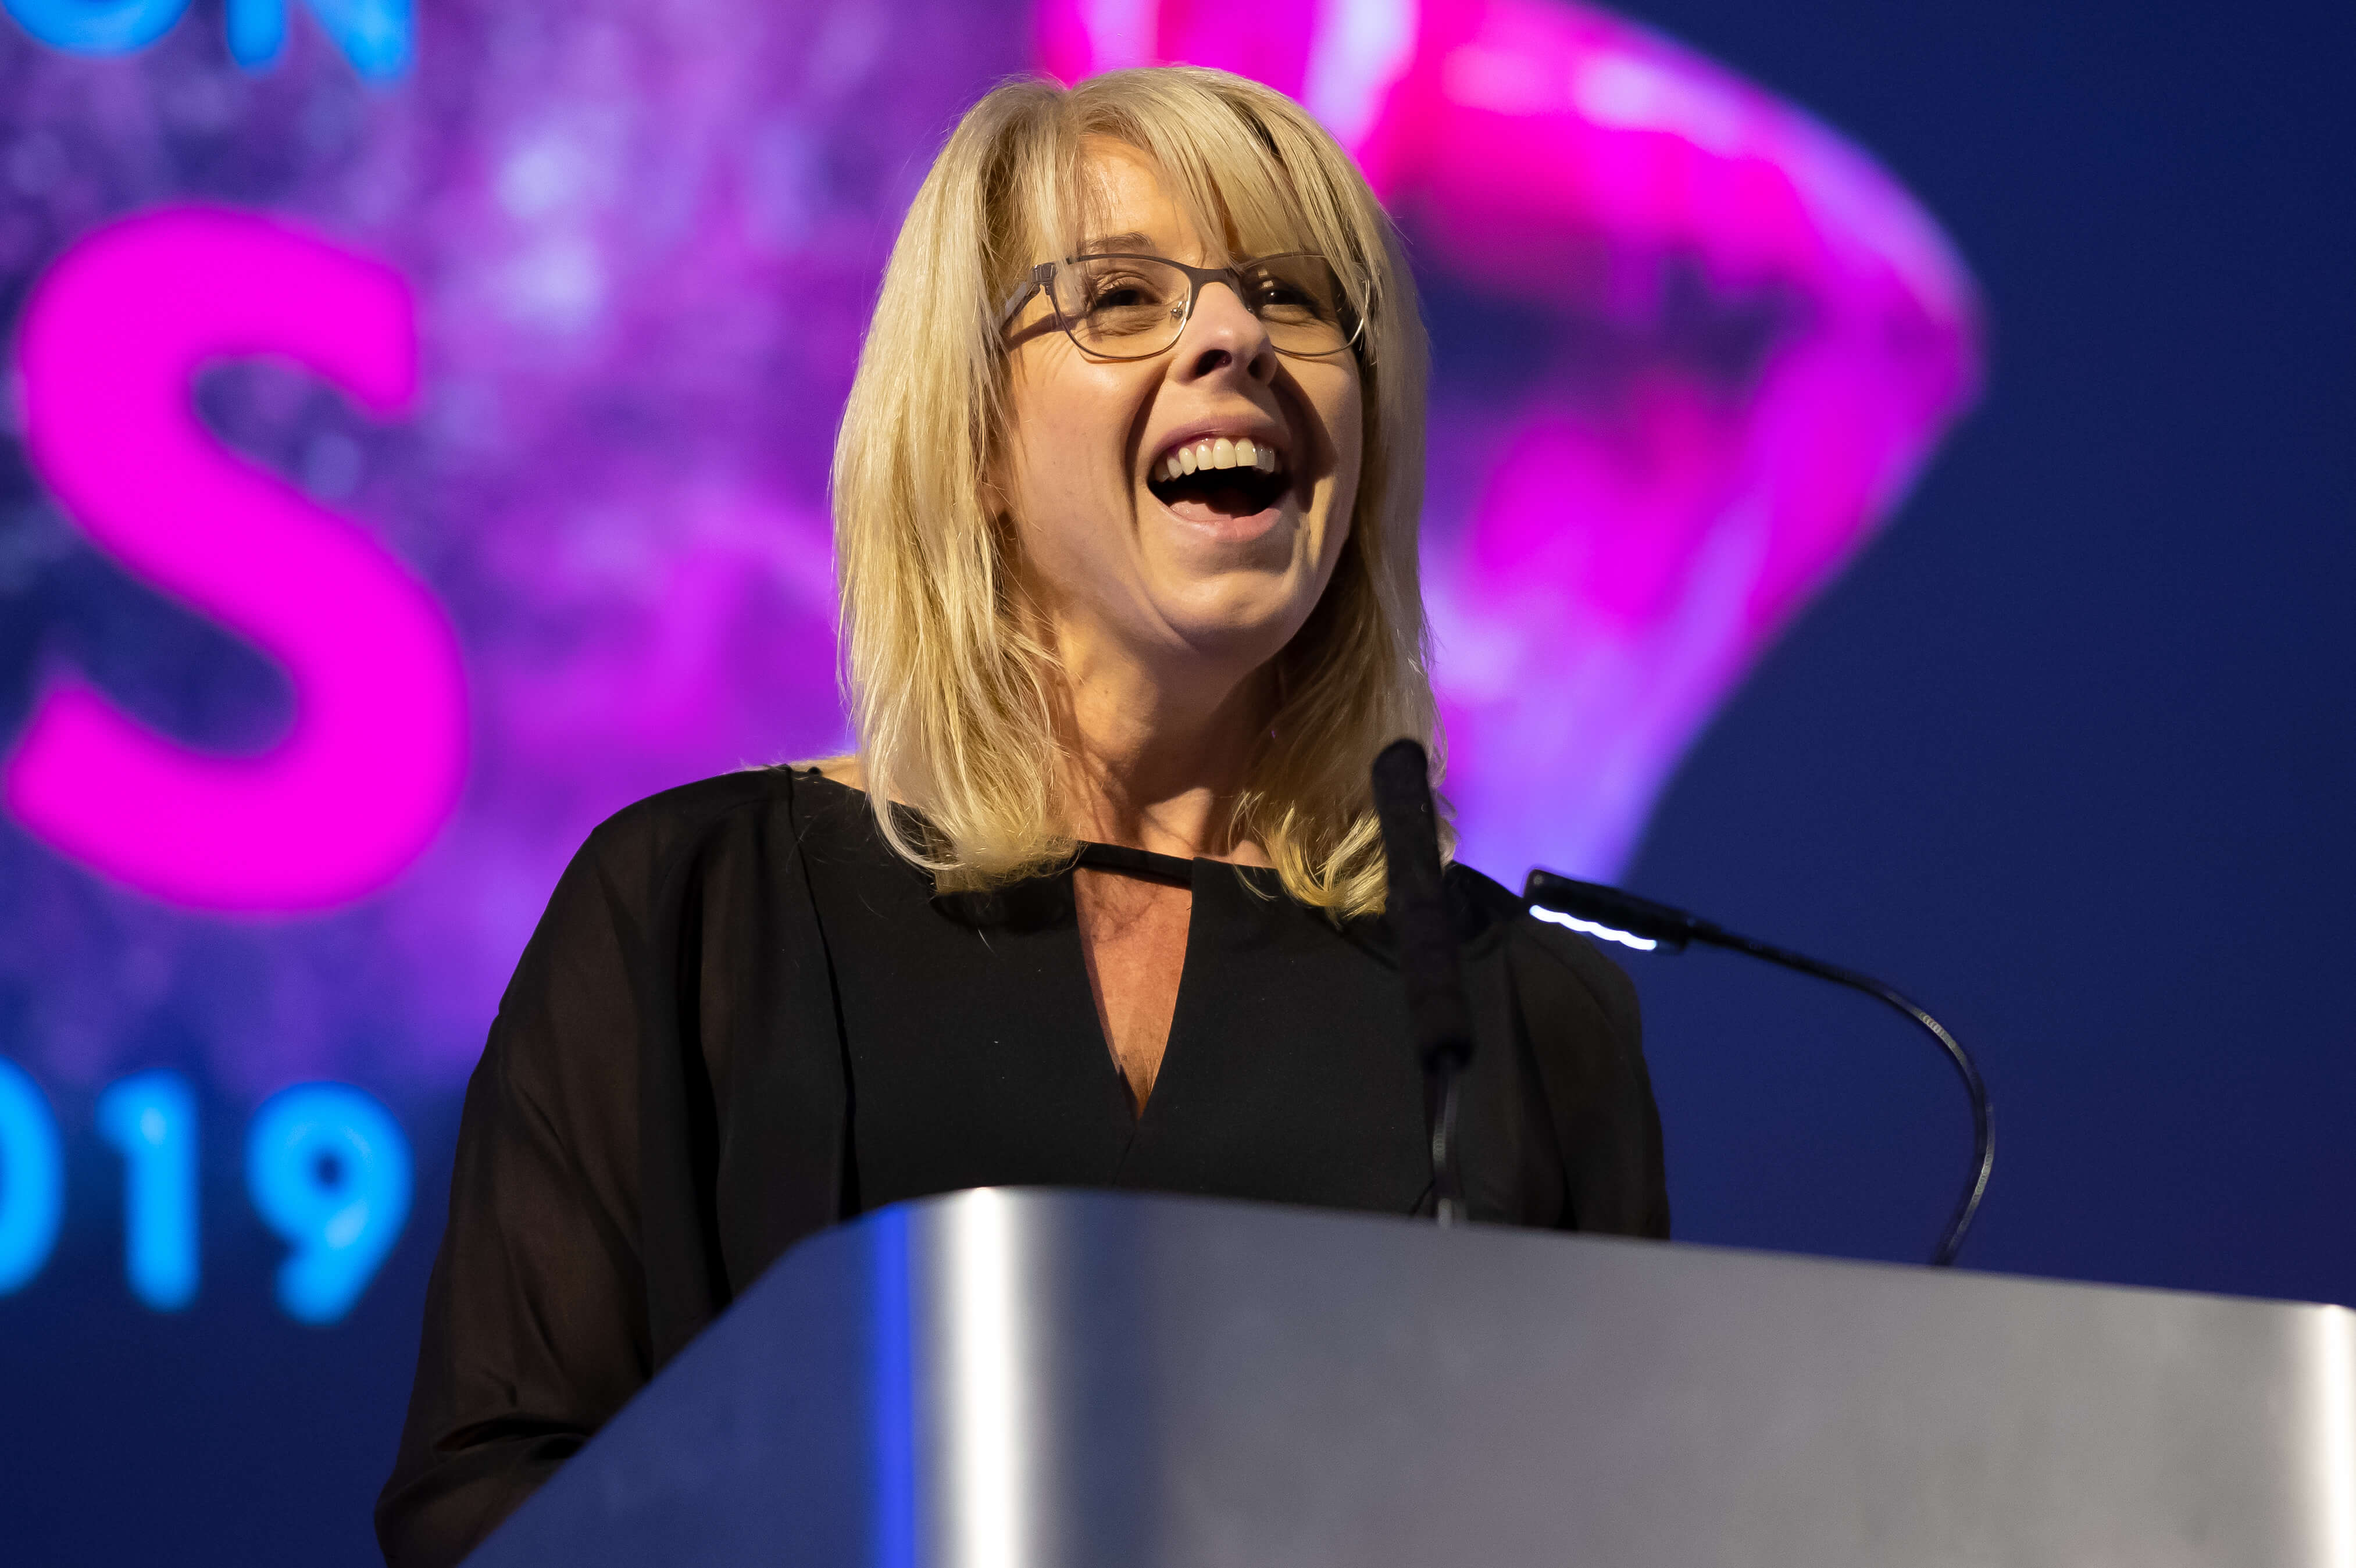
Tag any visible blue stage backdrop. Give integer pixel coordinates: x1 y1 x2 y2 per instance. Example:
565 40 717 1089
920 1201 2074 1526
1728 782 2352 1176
0 0 2347 1563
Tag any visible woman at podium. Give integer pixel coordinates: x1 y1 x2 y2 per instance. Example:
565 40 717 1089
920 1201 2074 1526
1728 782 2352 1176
379 65 1668 1567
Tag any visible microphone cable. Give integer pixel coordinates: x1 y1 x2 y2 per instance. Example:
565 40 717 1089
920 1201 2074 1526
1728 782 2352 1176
1523 870 1994 1267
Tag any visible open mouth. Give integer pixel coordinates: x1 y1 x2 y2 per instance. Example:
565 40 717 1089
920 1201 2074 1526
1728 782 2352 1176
1146 435 1291 520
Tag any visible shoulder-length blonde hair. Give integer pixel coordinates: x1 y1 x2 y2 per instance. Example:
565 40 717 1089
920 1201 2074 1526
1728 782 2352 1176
831 66 1441 917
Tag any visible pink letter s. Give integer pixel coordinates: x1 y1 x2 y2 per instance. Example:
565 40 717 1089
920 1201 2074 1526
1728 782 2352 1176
6 207 466 913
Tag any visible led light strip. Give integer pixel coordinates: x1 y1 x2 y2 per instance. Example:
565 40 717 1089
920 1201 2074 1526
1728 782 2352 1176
1529 903 1659 952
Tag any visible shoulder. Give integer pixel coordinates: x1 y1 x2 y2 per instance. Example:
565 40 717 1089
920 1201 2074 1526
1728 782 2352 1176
506 769 895 983
1447 862 1666 1237
1439 861 1643 1060
497 767 882 1080
568 766 878 896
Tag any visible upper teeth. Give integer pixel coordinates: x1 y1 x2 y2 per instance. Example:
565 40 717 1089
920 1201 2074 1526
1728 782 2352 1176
1157 436 1280 482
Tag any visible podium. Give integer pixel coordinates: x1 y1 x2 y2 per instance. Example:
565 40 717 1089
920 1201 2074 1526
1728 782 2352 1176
466 1188 2355 1566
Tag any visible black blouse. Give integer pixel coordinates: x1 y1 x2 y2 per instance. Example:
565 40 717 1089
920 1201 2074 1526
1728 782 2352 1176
376 767 1669 1567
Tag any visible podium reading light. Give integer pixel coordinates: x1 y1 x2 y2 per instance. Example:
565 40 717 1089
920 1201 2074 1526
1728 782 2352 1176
1523 870 1994 1267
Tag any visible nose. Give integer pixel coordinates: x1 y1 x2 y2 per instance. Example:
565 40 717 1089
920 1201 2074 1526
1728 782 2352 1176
1174 278 1277 385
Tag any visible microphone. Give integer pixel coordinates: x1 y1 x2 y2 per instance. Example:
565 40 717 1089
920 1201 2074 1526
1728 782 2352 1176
1370 738 1473 1226
1523 869 1995 1267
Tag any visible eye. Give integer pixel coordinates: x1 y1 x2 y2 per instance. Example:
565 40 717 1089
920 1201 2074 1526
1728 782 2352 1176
1081 267 1181 314
1243 263 1338 325
1087 278 1156 311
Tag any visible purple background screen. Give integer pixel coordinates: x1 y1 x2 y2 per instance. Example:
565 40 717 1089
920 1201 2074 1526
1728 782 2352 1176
0 0 2348 1563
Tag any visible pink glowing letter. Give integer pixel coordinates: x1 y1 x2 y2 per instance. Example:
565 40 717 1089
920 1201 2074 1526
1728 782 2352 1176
6 207 467 912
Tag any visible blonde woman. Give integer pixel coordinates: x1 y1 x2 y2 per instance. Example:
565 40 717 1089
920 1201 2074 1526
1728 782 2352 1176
379 66 1667 1567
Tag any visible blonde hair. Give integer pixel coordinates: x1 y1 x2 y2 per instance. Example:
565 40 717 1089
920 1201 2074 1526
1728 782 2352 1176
830 66 1441 917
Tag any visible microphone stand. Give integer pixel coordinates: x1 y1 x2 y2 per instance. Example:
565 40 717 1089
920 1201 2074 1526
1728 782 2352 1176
1372 740 1474 1226
1524 870 1995 1267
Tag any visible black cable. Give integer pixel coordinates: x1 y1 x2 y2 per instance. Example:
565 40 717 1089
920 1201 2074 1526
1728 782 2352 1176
1523 869 1994 1267
1371 740 1473 1226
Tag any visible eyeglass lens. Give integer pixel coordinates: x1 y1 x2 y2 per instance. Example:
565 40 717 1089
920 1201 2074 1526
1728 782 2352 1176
1048 255 1353 359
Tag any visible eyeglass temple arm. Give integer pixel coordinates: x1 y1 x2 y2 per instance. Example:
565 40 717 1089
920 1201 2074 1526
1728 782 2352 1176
996 262 1058 333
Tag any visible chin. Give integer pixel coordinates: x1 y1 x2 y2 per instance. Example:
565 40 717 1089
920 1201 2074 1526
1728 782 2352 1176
1154 577 1321 669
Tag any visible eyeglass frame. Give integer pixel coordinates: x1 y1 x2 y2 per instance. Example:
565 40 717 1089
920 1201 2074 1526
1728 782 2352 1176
995 252 1366 362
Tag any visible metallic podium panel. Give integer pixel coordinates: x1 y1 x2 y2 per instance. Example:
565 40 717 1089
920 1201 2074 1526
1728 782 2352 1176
468 1188 2356 1567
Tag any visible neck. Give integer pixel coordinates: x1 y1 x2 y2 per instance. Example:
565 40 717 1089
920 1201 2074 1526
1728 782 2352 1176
1054 632 1275 865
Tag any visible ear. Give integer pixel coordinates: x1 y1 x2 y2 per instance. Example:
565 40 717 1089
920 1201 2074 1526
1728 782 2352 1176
978 435 1029 582
976 370 1019 517
980 438 1015 523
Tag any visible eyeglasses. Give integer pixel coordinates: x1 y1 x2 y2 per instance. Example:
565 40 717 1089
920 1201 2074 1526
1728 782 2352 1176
997 252 1363 362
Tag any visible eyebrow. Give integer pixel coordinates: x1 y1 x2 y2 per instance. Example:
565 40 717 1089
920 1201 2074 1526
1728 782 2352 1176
1072 231 1156 256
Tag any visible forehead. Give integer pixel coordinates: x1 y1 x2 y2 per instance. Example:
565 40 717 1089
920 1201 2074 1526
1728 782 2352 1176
1074 140 1201 256
1047 133 1305 266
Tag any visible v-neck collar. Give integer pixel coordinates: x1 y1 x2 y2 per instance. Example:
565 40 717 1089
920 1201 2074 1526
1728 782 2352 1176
1072 840 1196 885
794 769 1437 1221
1068 843 1202 1137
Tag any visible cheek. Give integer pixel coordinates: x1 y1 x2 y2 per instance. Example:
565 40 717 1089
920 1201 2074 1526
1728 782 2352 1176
1004 385 1142 597
1320 375 1368 538
1009 364 1137 512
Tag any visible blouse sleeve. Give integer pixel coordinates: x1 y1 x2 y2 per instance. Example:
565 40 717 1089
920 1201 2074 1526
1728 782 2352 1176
376 771 852 1567
1508 916 1673 1240
372 814 665 1568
